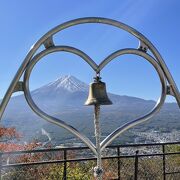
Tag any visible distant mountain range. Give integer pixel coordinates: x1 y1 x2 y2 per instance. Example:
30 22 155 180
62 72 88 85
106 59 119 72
1 75 180 145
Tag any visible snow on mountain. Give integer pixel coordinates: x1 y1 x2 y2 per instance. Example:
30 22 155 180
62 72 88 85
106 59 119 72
33 75 88 94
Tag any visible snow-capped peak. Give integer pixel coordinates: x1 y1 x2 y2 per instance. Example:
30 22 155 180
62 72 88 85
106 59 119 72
46 75 88 92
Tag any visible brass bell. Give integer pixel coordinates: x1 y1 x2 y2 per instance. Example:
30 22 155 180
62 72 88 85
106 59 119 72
85 77 112 106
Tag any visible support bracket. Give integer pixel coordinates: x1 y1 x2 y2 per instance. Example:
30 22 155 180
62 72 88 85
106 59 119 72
43 36 55 49
13 81 24 92
167 85 175 96
138 41 148 52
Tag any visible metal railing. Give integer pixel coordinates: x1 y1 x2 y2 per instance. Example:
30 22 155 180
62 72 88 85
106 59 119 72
0 142 179 179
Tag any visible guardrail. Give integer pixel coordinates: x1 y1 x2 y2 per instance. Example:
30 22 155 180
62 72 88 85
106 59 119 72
0 142 179 179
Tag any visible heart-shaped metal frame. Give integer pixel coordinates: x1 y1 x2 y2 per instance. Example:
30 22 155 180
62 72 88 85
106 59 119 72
0 17 180 156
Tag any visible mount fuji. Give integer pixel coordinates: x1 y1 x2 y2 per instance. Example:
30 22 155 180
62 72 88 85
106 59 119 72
1 75 180 144
33 75 88 95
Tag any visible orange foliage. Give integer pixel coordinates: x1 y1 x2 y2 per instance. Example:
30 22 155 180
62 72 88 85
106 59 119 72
0 126 42 152
0 126 21 140
0 141 42 152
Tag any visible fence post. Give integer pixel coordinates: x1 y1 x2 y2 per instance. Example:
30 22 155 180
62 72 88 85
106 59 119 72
134 150 139 180
117 147 120 180
0 152 2 180
162 144 166 180
63 149 67 180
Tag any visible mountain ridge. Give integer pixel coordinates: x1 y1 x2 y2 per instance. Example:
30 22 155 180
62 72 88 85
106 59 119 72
1 75 179 144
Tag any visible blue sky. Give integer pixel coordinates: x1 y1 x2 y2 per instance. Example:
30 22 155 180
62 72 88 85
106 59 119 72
0 0 180 102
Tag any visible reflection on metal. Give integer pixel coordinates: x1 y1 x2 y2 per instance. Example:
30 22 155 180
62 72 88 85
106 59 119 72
0 17 179 178
85 76 112 106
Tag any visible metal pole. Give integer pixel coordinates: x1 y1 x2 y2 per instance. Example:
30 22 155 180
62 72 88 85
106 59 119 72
63 149 67 180
117 147 120 180
162 145 166 180
134 150 139 180
0 153 2 180
93 104 103 179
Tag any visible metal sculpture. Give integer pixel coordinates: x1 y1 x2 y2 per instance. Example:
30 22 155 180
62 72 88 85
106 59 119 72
0 17 179 179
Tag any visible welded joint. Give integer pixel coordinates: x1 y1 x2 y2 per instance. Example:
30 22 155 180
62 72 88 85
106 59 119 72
43 36 55 49
138 41 148 52
167 85 175 96
13 81 24 92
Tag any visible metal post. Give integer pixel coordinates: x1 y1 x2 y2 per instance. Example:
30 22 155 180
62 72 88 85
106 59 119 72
162 144 166 180
93 104 103 180
117 147 120 180
134 150 139 180
63 149 67 180
0 153 2 180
